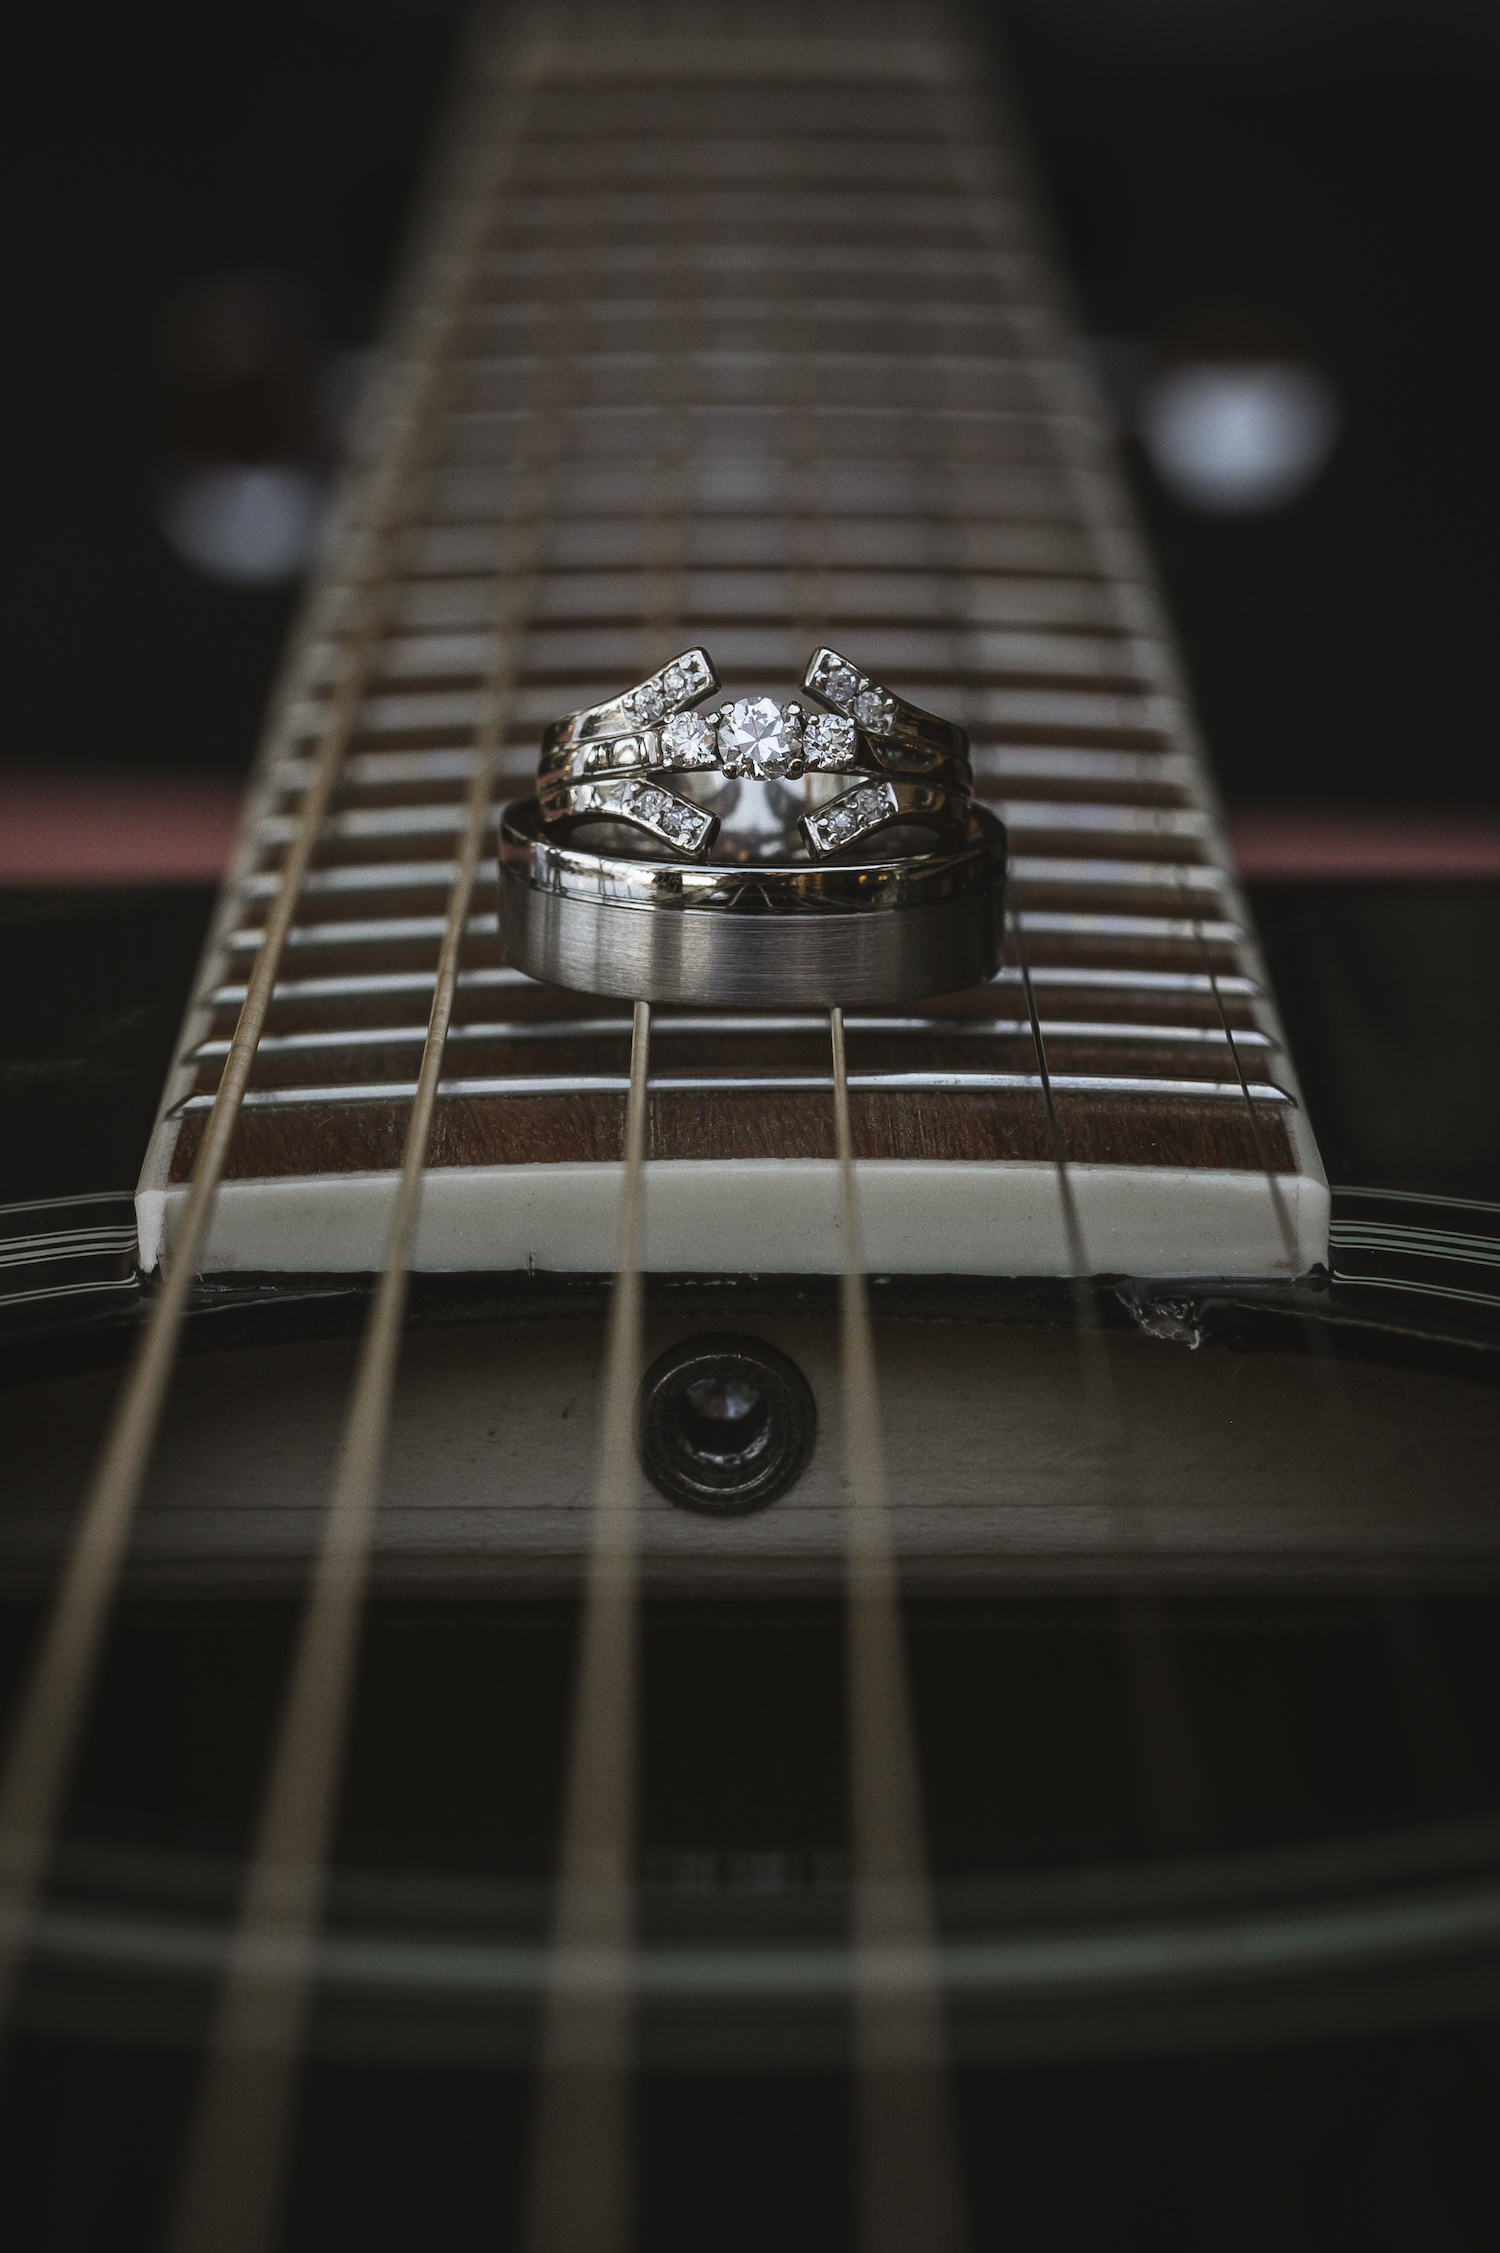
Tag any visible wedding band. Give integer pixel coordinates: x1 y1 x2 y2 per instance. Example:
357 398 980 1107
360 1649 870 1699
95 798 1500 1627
497 797 1007 1007
537 645 972 862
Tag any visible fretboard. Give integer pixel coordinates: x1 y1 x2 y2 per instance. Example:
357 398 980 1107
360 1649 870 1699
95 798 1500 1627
138 9 1328 1284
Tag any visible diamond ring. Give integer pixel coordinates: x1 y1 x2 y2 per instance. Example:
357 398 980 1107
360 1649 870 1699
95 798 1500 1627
537 646 972 861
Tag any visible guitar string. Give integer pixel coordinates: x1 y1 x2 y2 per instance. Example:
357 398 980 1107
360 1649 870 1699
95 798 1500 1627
7 17 1346 2227
1167 850 1489 1812
831 1009 971 2253
163 368 576 2253
161 53 641 2240
520 159 701 2253
1008 906 1090 1281
928 72 1210 1854
1173 877 1490 1816
529 56 980 2235
972 23 1490 2121
1018 34 1468 1845
755 210 970 2240
974 31 1307 1289
0 49 540 2032
162 741 500 2253
521 1001 650 2253
1176 866 1300 1269
951 55 1219 1853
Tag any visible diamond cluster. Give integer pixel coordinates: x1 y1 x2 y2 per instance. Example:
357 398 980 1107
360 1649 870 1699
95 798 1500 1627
806 651 898 737
569 778 712 851
621 649 715 723
652 697 859 779
806 784 895 853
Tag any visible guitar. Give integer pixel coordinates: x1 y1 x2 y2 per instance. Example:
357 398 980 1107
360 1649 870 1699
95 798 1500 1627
3 11 1496 2250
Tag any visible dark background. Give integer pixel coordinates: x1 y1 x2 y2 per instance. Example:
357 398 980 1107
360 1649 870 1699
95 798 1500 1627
3 1 1497 1205
9 0 1497 808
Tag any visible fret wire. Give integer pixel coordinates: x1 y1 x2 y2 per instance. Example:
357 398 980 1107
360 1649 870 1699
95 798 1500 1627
830 1006 969 2253
191 1018 1274 1061
1176 865 1300 1265
1009 908 1091 1278
179 1072 1296 1115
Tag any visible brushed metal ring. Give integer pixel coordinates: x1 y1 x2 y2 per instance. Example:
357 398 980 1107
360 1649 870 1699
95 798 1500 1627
498 796 1007 1007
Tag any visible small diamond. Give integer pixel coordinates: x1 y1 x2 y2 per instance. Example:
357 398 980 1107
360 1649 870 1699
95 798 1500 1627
663 664 687 700
824 663 859 707
633 679 667 720
855 688 894 731
718 696 800 779
803 713 857 767
663 710 717 766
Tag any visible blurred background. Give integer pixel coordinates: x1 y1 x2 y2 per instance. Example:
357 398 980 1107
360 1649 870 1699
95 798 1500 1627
2 0 1497 1197
7 1 1496 818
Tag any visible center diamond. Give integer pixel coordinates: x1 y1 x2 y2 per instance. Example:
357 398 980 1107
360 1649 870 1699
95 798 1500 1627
719 696 798 778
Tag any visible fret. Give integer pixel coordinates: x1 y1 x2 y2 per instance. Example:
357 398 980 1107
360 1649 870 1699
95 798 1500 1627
188 1016 1274 1064
462 308 1056 351
511 140 1010 190
205 964 1260 1019
296 628 1162 696
419 461 1096 520
310 569 1146 635
451 355 1067 414
470 244 1053 289
180 1071 1293 1116
305 610 1158 672
483 191 1029 239
287 676 1175 740
221 915 496 951
437 409 1086 467
135 15 1327 1285
402 518 1104 574
208 966 532 1007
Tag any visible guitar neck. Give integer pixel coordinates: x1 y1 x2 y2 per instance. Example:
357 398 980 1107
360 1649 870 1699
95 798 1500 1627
137 8 1328 1285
